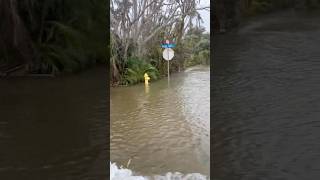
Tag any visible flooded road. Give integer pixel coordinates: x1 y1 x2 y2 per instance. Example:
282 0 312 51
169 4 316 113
213 11 320 180
110 66 210 177
0 67 107 180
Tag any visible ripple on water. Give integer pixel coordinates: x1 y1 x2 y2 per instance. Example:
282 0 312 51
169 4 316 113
213 11 320 180
111 66 210 176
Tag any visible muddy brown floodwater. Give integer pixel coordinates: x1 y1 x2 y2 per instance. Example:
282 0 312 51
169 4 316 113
213 10 320 180
0 67 108 180
111 65 210 177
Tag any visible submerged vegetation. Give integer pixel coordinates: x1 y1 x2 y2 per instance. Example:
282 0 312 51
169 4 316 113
110 0 210 86
0 0 106 75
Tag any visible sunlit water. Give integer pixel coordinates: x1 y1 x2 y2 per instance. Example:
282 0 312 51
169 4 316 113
110 65 210 177
213 10 320 180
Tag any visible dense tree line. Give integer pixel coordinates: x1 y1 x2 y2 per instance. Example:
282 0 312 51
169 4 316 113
214 0 320 32
1 0 209 80
0 0 106 76
110 0 210 85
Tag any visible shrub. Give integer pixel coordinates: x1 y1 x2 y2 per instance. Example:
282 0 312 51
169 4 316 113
123 57 160 85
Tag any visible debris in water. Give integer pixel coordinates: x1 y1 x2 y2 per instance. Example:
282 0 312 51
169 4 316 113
127 158 132 168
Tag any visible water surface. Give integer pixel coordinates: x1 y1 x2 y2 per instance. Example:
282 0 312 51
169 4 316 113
0 67 107 180
213 11 320 180
111 65 210 177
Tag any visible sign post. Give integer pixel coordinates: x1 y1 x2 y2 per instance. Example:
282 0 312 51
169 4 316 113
161 39 175 82
168 59 170 80
162 48 174 80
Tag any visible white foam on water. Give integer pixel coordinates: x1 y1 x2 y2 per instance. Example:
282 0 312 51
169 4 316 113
110 162 208 180
110 162 145 180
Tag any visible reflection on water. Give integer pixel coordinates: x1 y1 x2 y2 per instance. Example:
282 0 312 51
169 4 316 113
0 67 107 180
110 66 210 177
213 11 320 180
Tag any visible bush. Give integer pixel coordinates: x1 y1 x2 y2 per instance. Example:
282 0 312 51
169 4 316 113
123 57 160 85
185 49 210 67
199 50 210 65
251 0 273 14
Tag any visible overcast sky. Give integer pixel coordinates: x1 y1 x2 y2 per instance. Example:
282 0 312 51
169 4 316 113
197 0 210 32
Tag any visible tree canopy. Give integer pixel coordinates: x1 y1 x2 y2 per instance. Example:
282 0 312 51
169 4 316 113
0 0 106 75
110 0 210 85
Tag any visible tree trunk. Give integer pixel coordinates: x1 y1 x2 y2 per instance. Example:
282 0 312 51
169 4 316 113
0 0 34 67
214 0 227 32
176 17 185 72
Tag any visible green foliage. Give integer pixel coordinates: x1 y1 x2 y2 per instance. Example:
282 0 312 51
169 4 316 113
244 0 320 15
251 0 273 13
184 49 210 67
123 57 160 85
33 21 91 73
198 50 210 65
1 0 106 74
184 30 210 67
109 17 209 85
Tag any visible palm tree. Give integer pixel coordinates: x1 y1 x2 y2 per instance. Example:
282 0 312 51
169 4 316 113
1 0 107 75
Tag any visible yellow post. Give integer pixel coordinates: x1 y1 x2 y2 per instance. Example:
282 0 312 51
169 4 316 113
144 73 150 85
